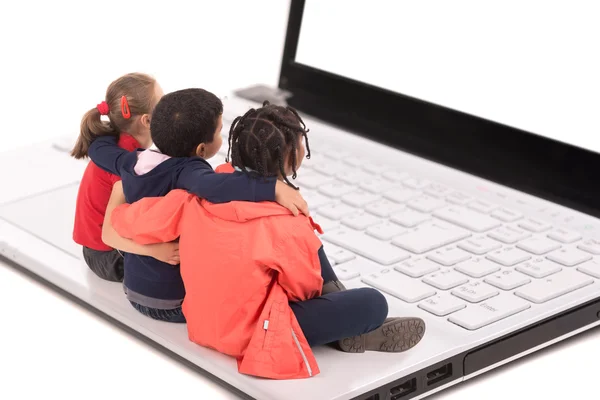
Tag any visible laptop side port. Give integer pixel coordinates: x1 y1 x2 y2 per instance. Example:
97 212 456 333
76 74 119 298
389 377 416 399
363 394 379 400
426 363 453 386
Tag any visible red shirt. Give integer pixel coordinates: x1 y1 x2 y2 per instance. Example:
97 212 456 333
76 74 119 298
73 134 140 251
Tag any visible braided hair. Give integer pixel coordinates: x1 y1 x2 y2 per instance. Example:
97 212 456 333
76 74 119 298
226 101 310 189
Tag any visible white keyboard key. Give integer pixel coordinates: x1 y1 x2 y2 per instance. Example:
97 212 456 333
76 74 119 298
383 187 420 203
516 236 561 255
515 270 594 303
423 269 469 290
578 239 600 255
403 177 431 189
366 222 406 241
519 218 552 233
303 191 334 210
327 256 336 266
468 200 498 214
419 294 466 316
395 258 440 278
341 190 380 207
427 246 471 266
318 182 357 197
458 235 502 255
341 212 381 230
318 203 358 220
327 149 353 161
322 241 343 254
313 214 340 232
329 249 356 264
322 229 410 265
343 157 369 168
332 264 360 280
312 161 347 176
392 222 470 254
491 208 523 222
362 268 436 303
296 171 334 188
390 209 431 228
455 257 501 278
448 295 531 330
425 183 453 198
546 248 592 266
407 195 446 213
577 259 600 279
362 162 388 174
335 169 371 184
323 243 356 264
365 199 405 217
434 207 501 233
446 191 473 205
486 247 531 266
360 178 399 194
484 269 531 290
452 281 499 303
547 228 582 244
516 258 562 278
382 170 410 182
487 226 531 244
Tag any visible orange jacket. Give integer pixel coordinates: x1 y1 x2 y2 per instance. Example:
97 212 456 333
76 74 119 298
111 168 324 379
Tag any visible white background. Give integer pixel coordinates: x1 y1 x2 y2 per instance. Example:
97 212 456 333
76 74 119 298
298 0 600 152
1 1 599 399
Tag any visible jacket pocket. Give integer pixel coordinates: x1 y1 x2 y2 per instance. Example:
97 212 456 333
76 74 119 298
261 301 282 351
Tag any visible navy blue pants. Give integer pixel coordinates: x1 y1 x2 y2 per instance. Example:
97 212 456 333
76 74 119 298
290 248 388 347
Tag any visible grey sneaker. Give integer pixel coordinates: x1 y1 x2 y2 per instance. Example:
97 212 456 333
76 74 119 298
338 317 426 353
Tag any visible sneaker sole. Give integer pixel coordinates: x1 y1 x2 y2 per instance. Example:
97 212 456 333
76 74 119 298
339 317 426 353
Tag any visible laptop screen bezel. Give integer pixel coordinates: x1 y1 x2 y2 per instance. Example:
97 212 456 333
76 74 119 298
277 0 600 218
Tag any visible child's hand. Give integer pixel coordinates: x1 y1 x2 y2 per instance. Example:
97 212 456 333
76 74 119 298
149 242 180 265
275 181 310 217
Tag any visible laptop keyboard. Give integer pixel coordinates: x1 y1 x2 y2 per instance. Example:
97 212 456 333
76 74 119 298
54 112 600 334
257 142 600 332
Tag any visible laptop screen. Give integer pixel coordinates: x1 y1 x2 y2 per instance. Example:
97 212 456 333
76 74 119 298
296 1 599 153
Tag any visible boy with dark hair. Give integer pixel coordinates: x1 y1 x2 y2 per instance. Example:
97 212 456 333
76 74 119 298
87 89 308 323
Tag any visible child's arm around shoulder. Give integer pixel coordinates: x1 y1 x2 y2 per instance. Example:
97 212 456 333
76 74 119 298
109 184 194 245
88 135 130 176
102 181 181 265
177 160 309 216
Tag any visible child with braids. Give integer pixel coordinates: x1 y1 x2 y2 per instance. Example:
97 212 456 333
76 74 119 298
107 101 426 379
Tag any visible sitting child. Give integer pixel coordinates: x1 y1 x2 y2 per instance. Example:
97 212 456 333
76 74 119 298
71 72 179 282
87 90 308 323
107 101 426 379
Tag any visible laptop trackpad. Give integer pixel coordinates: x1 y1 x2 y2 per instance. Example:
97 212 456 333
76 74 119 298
0 183 81 259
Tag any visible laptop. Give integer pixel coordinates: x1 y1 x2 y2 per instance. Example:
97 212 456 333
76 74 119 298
2 1 600 399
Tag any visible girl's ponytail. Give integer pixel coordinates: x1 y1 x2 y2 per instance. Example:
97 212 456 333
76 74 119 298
71 106 117 159
70 73 156 159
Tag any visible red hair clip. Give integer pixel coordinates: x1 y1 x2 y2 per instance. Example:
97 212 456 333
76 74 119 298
121 96 131 119
96 101 110 115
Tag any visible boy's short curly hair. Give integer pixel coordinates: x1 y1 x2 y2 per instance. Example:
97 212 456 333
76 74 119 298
151 88 223 157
